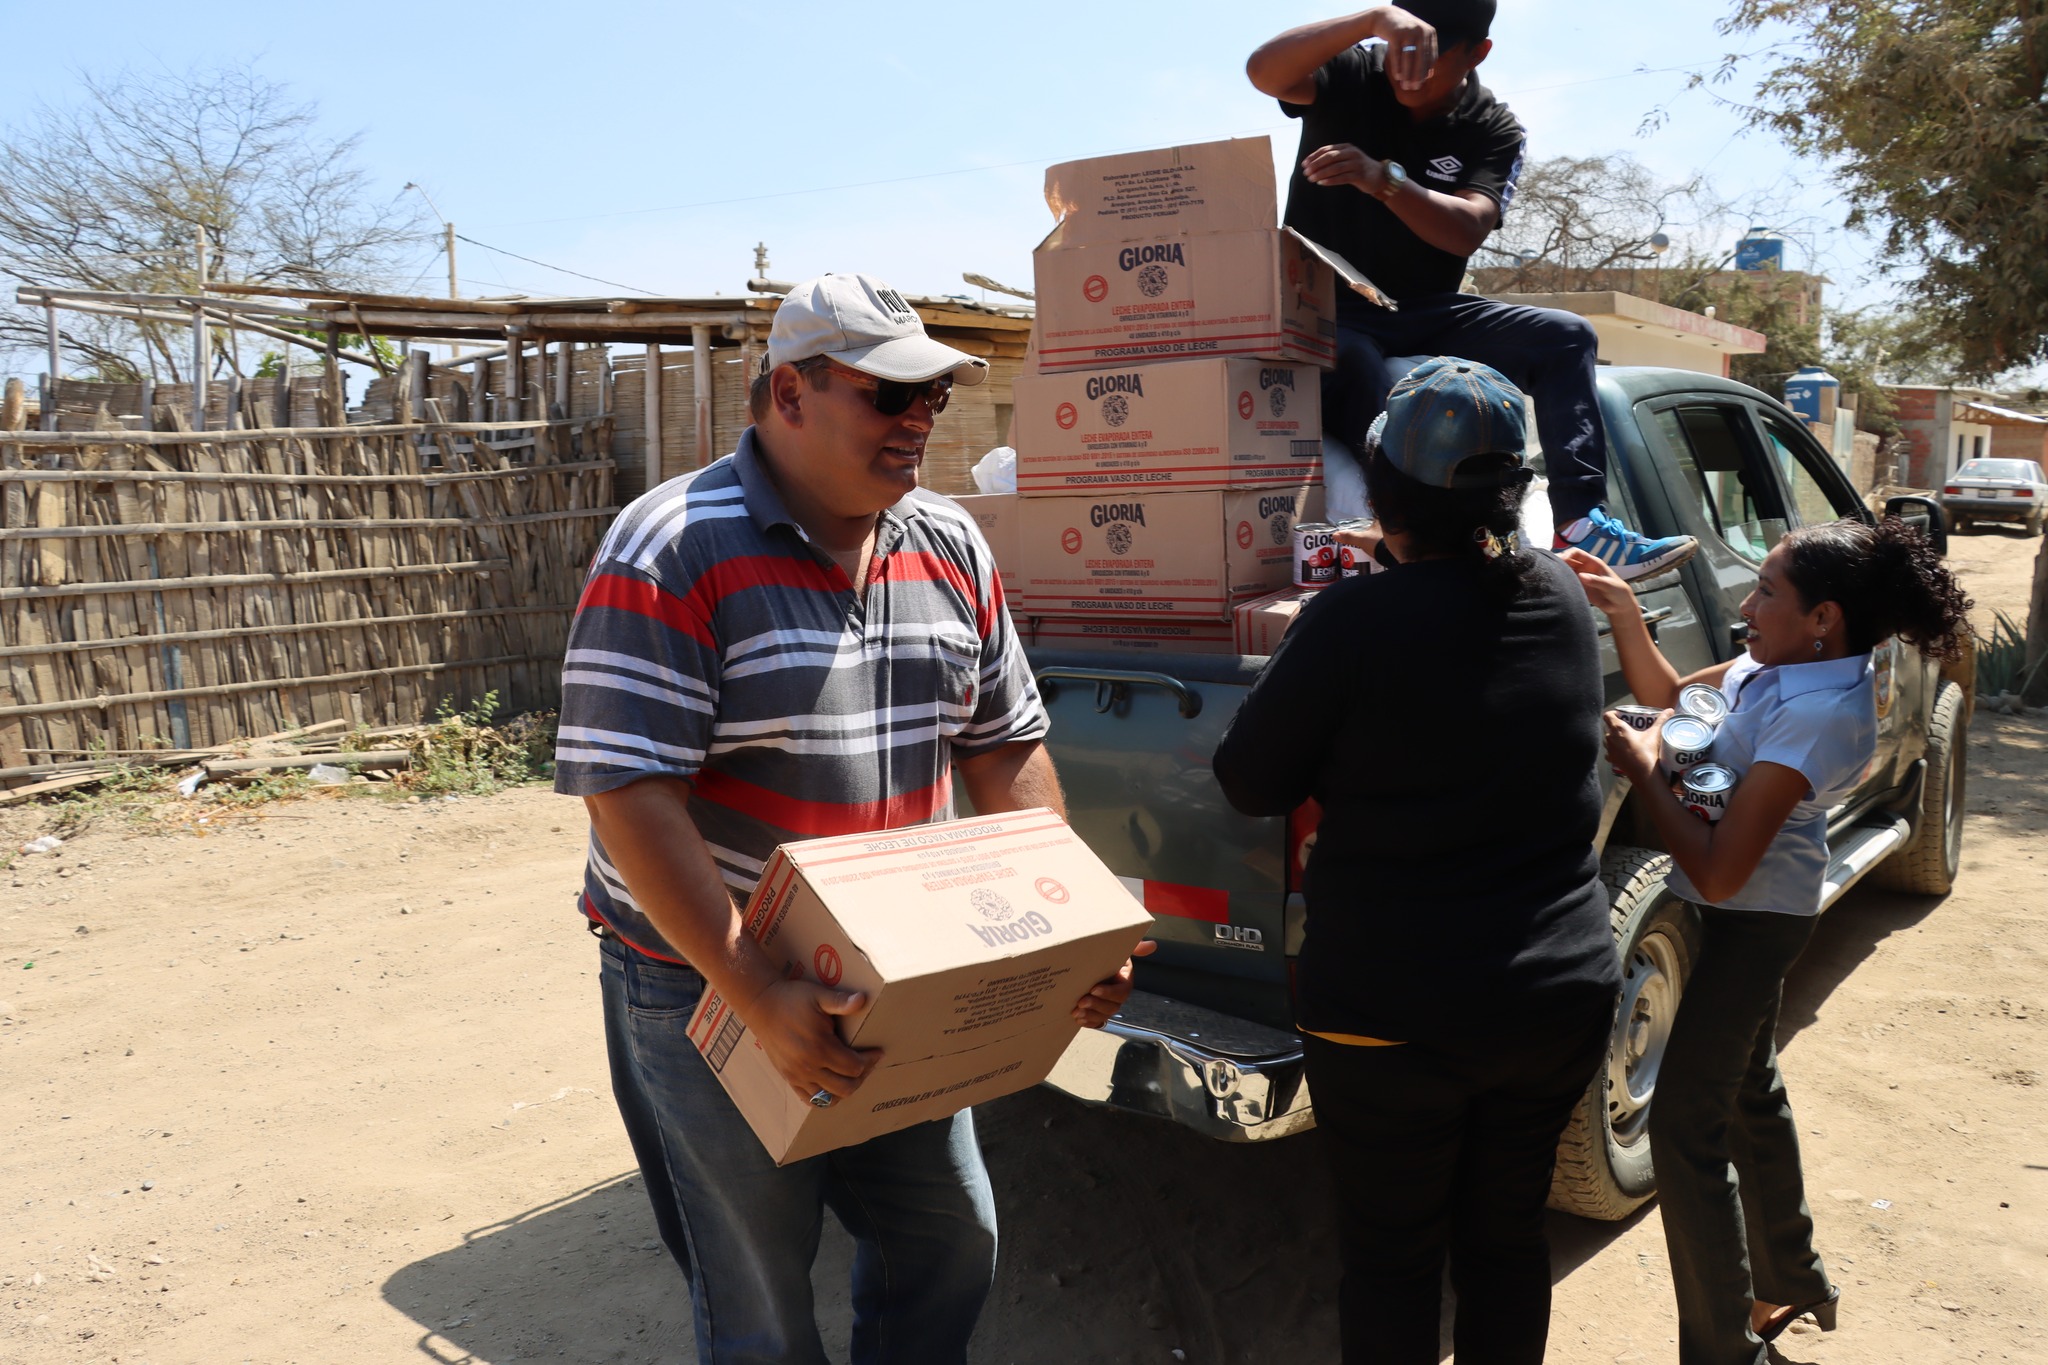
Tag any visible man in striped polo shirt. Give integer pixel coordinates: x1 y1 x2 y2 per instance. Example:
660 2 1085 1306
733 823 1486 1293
554 274 1138 1364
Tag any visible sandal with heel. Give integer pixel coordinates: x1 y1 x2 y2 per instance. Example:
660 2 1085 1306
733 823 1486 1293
1757 1288 1841 1343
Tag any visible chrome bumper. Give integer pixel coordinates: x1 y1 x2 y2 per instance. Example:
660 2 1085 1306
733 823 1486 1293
1041 988 1316 1142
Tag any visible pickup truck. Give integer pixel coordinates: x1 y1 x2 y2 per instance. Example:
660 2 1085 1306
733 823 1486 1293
1019 367 1971 1221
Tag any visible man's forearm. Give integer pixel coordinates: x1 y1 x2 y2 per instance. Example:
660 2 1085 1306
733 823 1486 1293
1247 10 1387 98
957 739 1065 817
584 778 782 1007
1384 183 1496 257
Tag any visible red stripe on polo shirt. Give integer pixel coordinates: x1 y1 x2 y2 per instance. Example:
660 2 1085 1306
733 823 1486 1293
693 767 954 838
887 550 989 638
578 573 714 648
679 552 844 622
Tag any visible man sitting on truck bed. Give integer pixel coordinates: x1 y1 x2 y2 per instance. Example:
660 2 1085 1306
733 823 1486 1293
1248 0 1698 580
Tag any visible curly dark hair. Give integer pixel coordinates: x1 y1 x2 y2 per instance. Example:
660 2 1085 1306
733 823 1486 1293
1779 517 1974 662
1360 440 1532 602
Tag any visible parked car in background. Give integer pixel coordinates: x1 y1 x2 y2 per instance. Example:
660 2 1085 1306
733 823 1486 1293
1941 458 2048 536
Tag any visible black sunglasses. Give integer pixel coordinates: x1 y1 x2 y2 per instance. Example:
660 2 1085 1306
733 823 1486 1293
819 360 953 417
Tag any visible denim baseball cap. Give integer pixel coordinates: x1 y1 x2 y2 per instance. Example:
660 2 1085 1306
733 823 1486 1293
1366 357 1529 489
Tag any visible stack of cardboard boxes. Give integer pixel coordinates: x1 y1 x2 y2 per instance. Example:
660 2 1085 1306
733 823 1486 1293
958 137 1378 656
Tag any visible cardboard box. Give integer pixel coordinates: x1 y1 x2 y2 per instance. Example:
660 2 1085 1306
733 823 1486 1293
1014 482 1324 621
1030 137 1389 374
1012 358 1321 493
1033 228 1347 372
949 493 1018 599
1029 615 1239 655
685 809 1152 1165
1232 586 1325 655
1041 136 1278 245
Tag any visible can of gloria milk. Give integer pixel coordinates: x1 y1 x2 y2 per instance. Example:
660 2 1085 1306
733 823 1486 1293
1294 522 1338 587
1660 714 1717 781
1336 520 1377 577
1677 683 1730 727
1611 704 1663 732
1678 763 1737 822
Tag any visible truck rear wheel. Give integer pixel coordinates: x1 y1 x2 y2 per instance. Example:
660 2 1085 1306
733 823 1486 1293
1869 680 1968 895
1548 847 1699 1221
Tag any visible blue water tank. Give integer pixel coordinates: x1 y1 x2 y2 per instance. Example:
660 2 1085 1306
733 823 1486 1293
1735 234 1785 271
1783 365 1839 423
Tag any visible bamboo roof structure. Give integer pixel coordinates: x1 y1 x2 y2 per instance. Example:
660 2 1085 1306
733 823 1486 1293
16 281 1034 349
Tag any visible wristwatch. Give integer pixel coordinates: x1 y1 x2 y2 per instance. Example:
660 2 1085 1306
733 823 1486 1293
1376 161 1409 200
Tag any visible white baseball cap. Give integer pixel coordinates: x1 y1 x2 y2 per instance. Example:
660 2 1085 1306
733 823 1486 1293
765 273 988 386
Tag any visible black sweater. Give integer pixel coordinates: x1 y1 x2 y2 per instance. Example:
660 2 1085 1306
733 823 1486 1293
1212 552 1620 1044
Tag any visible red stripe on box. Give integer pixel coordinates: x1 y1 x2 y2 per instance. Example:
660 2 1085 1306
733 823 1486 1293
1143 880 1230 924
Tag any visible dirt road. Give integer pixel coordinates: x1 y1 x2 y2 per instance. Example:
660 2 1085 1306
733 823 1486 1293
4 531 2044 1365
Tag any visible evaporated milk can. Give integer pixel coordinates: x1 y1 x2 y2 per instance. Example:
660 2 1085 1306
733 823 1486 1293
1678 763 1737 822
1611 705 1663 732
1677 683 1730 727
1660 714 1717 782
1293 521 1338 587
1336 520 1378 577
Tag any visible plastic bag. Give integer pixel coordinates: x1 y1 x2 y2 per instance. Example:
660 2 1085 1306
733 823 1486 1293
971 446 1017 495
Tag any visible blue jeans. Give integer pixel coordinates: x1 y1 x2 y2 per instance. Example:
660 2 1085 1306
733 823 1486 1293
1325 292 1608 525
598 935 998 1364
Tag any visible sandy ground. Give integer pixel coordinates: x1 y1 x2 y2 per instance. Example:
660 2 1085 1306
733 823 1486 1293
3 531 2045 1365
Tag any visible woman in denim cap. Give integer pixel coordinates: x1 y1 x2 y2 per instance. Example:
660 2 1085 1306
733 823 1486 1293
1217 357 1621 1364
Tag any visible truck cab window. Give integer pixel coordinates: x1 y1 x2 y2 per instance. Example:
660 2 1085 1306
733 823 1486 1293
1758 413 1861 527
1650 404 1781 563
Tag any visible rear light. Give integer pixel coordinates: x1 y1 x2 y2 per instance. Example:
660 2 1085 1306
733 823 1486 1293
2018 488 2035 497
1286 799 1322 894
1944 486 1962 494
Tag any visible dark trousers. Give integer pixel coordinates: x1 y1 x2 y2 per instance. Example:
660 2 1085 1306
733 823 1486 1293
1650 908 1833 1365
1303 997 1614 1365
1325 292 1608 525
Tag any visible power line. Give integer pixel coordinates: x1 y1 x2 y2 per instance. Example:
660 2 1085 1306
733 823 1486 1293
452 233 660 296
485 124 1300 230
482 57 1754 233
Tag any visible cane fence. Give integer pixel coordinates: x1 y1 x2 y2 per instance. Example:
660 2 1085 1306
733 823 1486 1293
0 417 614 784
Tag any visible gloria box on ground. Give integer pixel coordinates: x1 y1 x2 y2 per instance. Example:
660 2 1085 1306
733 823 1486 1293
1015 481 1323 620
685 809 1152 1164
1012 358 1321 493
1030 136 1387 373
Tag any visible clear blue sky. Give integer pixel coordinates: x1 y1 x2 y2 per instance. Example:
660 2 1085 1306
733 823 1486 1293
2 0 1869 310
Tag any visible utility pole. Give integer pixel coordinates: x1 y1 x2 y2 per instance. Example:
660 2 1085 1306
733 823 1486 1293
406 182 462 360
192 224 210 431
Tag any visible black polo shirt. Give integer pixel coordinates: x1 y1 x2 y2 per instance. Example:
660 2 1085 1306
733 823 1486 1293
1280 42 1525 303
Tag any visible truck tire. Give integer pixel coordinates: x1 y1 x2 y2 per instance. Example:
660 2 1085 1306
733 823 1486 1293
1868 679 1968 895
1548 847 1699 1221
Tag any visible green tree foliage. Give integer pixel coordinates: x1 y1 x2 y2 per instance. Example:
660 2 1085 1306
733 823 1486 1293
1722 0 2048 379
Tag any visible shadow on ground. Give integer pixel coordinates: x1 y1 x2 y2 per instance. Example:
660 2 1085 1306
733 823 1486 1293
1782 706 2043 1040
381 1082 1650 1364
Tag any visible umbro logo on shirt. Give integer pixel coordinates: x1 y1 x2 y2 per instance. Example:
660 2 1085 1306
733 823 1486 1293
1426 156 1463 180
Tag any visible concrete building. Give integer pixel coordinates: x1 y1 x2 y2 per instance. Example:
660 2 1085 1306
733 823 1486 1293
1470 267 1826 328
1884 386 2048 487
1490 291 1767 376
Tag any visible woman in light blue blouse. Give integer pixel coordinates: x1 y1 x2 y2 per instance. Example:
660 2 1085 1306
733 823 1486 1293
1564 518 1971 1365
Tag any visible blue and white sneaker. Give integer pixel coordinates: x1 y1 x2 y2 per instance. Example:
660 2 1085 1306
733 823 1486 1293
1554 507 1697 581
